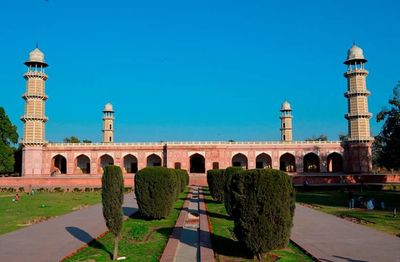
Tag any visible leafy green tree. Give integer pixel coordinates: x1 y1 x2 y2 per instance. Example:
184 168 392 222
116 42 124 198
63 136 81 143
0 107 18 173
305 134 328 141
102 165 124 260
375 81 400 170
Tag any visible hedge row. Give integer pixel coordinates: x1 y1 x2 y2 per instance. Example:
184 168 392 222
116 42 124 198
134 167 189 219
207 167 295 259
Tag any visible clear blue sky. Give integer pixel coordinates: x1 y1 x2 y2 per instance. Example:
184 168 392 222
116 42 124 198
1 0 399 142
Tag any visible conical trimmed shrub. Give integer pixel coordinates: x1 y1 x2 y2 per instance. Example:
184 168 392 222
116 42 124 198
135 167 177 219
230 169 295 259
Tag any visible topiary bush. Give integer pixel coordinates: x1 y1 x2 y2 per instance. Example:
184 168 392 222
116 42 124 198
169 169 181 200
102 165 124 260
207 169 226 202
230 169 295 260
223 167 244 216
175 169 189 190
135 167 178 219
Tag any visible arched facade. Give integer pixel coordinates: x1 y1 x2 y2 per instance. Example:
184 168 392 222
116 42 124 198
327 152 343 173
190 153 205 173
232 153 248 169
280 153 295 172
52 154 67 174
256 153 272 169
303 152 320 173
123 154 138 174
147 154 162 167
76 154 90 174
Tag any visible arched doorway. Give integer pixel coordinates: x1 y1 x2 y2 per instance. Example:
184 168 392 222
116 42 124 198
100 154 114 169
147 154 162 167
52 155 67 174
256 153 272 169
76 154 90 174
280 153 296 172
190 154 205 173
232 153 248 169
124 154 138 174
327 152 343 173
303 153 320 172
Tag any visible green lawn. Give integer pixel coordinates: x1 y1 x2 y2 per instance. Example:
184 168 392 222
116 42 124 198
204 188 312 262
0 191 101 235
65 189 188 262
296 189 400 236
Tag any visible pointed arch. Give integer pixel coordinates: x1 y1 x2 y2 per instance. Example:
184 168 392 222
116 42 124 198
147 154 162 167
124 154 138 173
280 153 296 172
190 153 205 173
100 154 114 169
76 154 90 174
52 154 67 174
303 152 320 172
327 152 343 173
232 153 248 169
256 153 272 169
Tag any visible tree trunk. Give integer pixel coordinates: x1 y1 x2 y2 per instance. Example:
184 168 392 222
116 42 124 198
113 235 119 260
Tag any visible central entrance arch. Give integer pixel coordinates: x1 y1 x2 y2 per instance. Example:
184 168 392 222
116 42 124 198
190 153 205 173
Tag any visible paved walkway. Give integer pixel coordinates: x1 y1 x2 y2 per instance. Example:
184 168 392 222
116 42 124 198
160 187 214 262
292 204 400 262
0 193 137 262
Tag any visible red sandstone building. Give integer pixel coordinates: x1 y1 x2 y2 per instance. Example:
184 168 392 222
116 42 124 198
19 44 373 186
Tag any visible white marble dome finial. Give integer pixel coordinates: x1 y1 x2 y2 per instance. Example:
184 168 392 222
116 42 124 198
281 101 291 111
345 44 367 64
103 103 114 112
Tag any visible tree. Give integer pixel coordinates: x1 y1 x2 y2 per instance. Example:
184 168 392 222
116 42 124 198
63 136 92 143
375 81 400 170
229 169 295 260
102 165 124 260
338 134 348 142
0 107 18 173
206 169 225 202
305 134 328 141
134 167 177 219
63 136 80 143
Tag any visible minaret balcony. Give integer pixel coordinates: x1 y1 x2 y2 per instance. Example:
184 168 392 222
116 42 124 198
24 71 48 80
344 90 371 98
20 115 49 122
344 68 369 77
344 112 372 119
21 139 46 146
22 93 48 100
346 137 374 143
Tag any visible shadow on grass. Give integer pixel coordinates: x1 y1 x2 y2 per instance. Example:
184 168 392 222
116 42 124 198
65 226 112 259
206 211 232 220
123 207 138 217
210 232 253 259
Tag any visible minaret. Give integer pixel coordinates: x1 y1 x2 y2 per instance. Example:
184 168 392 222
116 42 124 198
102 103 114 143
280 101 293 142
343 44 373 173
21 47 48 145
